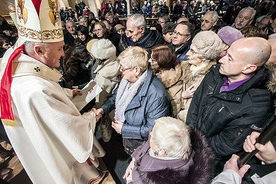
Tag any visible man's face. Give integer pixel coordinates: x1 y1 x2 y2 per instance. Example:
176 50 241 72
42 41 65 68
257 17 270 29
79 18 88 27
172 24 190 47
219 43 245 79
105 15 114 24
126 21 144 42
158 17 166 28
66 21 76 35
201 14 216 31
234 10 253 29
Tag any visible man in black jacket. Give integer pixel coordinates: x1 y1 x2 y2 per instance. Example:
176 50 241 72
186 37 274 172
118 14 164 54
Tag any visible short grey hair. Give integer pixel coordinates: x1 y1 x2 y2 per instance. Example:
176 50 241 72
127 14 146 29
205 11 219 23
239 7 256 20
151 117 192 160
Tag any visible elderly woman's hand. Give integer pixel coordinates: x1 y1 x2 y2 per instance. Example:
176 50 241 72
123 159 135 182
112 120 123 134
182 85 196 99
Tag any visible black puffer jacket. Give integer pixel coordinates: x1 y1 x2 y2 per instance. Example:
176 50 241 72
118 30 164 53
187 64 274 169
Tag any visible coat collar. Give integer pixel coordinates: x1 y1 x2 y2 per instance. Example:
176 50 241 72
135 140 194 172
12 52 62 82
125 68 154 110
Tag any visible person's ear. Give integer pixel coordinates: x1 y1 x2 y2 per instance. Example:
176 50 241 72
213 20 218 27
159 149 166 156
140 26 145 34
242 64 257 74
135 67 141 77
35 46 44 56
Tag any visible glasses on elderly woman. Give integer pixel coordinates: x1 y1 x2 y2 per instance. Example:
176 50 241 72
120 65 134 72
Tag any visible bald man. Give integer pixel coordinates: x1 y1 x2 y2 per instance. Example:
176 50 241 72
186 37 274 172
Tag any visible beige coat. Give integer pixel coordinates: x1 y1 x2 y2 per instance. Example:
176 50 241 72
156 64 183 117
93 55 121 107
178 60 217 122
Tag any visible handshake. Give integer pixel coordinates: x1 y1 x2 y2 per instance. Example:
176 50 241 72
91 108 104 122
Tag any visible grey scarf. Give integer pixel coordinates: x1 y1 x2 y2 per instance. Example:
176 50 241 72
114 70 148 122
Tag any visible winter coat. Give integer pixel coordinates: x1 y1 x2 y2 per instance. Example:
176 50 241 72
175 39 191 62
92 55 121 107
178 60 217 121
118 30 164 54
155 64 183 117
186 64 274 169
130 129 214 184
101 69 171 152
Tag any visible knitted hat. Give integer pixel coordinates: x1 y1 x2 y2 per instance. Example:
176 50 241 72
192 30 224 60
89 39 116 60
86 39 98 52
114 24 125 32
217 26 244 46
162 22 176 34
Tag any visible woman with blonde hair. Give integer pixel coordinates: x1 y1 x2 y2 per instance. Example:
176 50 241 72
178 31 226 121
96 46 171 154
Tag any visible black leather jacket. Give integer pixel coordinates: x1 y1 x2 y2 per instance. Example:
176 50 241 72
187 64 274 168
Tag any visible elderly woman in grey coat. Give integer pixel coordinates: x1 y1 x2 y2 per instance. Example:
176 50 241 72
96 46 171 155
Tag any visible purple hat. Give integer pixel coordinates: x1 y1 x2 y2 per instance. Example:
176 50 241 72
217 26 244 46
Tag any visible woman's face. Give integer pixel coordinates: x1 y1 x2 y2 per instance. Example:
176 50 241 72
163 32 174 43
120 63 138 83
77 32 87 41
2 42 12 49
187 44 202 66
94 24 104 38
149 55 160 72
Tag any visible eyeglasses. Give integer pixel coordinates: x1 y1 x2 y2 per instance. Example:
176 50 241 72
149 58 157 63
173 31 190 37
120 65 133 72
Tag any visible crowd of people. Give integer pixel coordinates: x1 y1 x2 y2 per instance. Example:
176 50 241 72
0 0 276 183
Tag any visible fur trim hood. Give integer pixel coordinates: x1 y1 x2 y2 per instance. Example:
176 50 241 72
156 64 183 88
266 64 276 94
182 60 217 84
